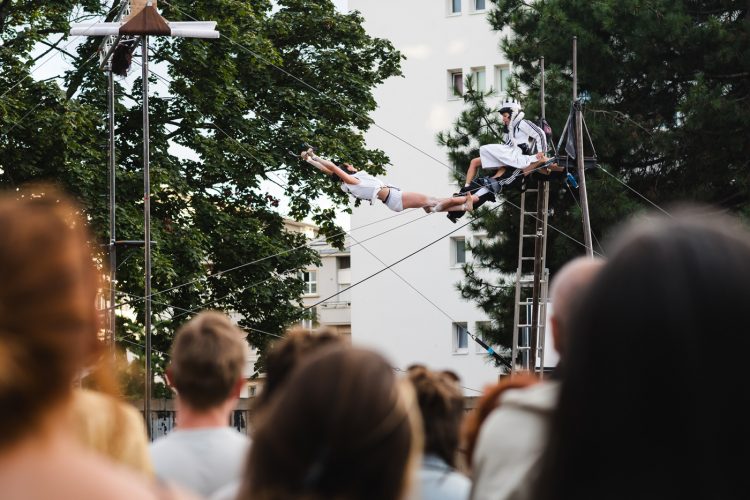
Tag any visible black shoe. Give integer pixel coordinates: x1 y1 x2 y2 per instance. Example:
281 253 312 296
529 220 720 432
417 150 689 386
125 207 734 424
447 211 464 223
300 142 316 152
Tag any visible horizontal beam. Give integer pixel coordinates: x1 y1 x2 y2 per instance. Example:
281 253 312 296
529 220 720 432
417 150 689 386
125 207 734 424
70 21 219 39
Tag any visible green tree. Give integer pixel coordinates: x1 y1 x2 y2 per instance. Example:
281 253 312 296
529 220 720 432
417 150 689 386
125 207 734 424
440 0 749 359
1 0 402 391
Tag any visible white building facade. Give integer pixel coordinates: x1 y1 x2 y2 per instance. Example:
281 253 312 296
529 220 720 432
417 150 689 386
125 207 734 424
347 0 511 393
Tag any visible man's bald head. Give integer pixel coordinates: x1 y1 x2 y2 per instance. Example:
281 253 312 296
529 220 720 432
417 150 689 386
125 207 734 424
549 256 605 357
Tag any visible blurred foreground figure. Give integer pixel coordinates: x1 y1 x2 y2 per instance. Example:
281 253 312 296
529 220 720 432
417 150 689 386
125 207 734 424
406 366 471 500
535 206 750 500
239 346 423 500
0 186 183 499
469 256 604 500
211 326 346 500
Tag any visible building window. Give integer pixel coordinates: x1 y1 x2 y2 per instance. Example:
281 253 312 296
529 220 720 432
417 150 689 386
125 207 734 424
337 256 350 270
301 306 317 330
448 69 463 99
299 270 317 295
470 67 486 93
449 0 462 15
494 65 511 95
451 237 467 266
453 322 469 353
474 0 486 11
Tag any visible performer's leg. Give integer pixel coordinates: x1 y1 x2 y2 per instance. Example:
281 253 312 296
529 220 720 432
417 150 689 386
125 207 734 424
400 191 439 210
432 194 476 213
465 157 483 185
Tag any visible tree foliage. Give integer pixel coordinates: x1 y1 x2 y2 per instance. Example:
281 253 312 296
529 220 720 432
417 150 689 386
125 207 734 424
0 0 402 391
440 0 749 358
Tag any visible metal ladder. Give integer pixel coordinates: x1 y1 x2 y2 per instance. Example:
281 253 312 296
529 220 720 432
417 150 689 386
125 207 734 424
511 179 551 375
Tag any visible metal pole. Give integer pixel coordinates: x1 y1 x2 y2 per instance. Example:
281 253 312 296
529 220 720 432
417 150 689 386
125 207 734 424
142 35 153 439
573 37 594 257
108 67 117 352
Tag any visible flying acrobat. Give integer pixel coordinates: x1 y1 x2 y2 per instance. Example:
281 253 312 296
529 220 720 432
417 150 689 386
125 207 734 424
300 145 443 213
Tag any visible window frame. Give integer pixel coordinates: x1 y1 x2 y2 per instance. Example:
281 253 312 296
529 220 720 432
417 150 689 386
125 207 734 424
471 0 487 13
493 65 511 96
447 0 462 16
452 322 469 354
470 66 486 93
448 69 464 100
451 236 468 267
299 269 318 296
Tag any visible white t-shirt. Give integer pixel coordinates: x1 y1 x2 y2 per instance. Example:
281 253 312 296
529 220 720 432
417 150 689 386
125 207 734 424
150 427 251 497
341 171 384 201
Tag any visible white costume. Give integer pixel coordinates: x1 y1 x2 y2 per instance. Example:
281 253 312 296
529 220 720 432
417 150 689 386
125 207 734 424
479 103 548 170
340 171 404 212
470 381 559 500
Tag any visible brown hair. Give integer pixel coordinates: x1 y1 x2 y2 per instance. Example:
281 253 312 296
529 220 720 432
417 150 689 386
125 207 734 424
240 346 422 500
461 373 539 468
253 326 344 413
406 366 464 467
168 310 247 410
0 186 102 448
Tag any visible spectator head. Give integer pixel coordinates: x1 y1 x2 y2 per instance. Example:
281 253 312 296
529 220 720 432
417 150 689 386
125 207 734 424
254 326 344 411
241 346 422 500
0 186 101 448
536 206 750 500
548 256 605 358
406 366 464 468
167 310 247 411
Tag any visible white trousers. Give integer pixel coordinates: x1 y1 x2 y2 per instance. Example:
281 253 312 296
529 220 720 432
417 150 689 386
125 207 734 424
479 144 537 169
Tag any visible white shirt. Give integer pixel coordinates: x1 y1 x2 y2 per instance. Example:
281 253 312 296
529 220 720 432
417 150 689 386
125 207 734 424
150 427 250 497
340 171 384 201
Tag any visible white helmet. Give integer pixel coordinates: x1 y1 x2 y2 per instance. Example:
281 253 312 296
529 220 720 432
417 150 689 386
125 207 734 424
498 100 522 119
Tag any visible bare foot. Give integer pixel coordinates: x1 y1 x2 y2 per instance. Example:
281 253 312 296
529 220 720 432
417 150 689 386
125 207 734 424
464 195 473 212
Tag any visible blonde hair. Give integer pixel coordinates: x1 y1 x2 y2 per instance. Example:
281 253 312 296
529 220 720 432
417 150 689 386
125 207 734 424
0 186 103 448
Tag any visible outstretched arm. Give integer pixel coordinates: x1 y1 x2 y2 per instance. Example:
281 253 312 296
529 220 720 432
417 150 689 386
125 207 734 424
304 152 360 185
304 155 335 175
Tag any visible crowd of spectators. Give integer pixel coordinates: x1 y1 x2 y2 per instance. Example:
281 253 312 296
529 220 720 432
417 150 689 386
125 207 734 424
2 184 749 500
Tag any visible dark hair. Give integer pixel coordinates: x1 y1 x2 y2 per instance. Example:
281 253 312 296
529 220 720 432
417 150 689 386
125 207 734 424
240 346 421 500
535 206 750 500
168 310 247 410
406 366 464 467
111 40 135 76
253 326 344 413
0 186 102 448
